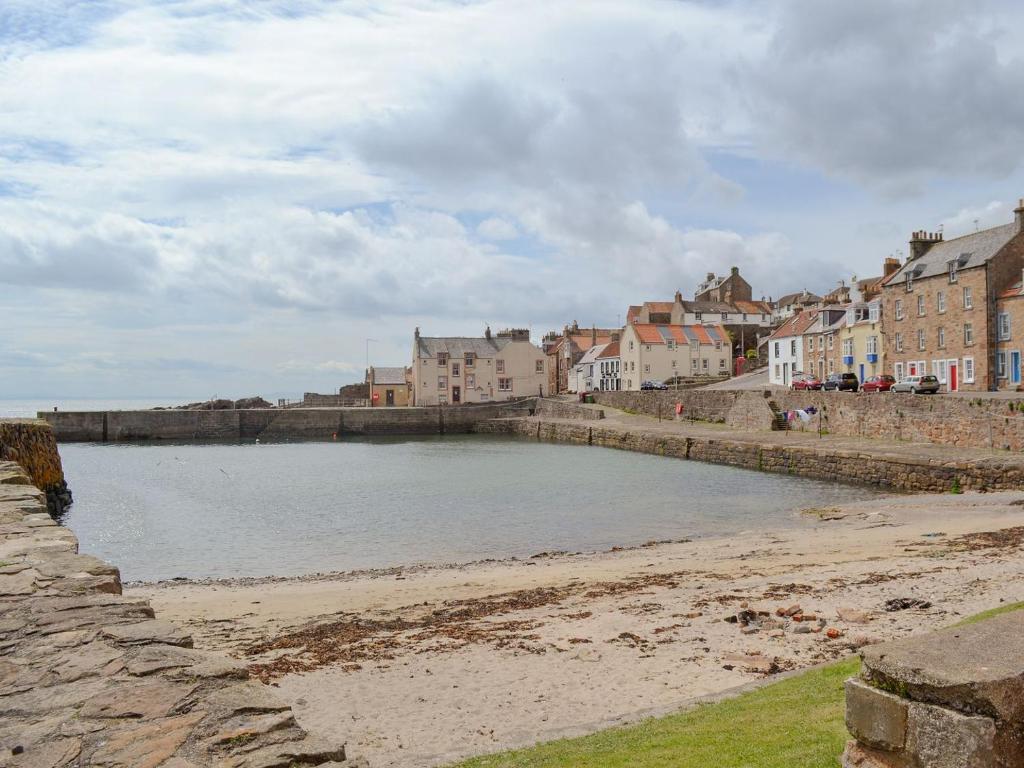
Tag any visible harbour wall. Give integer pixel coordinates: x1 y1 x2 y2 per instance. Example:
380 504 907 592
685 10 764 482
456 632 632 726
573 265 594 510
476 417 1024 493
594 389 1024 452
0 459 361 767
0 419 71 515
40 400 535 442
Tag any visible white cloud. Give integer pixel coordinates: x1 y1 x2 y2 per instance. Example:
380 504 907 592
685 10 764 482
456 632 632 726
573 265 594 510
476 217 518 241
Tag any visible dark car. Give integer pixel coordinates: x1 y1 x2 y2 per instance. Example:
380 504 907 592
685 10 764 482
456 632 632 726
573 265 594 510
861 374 896 393
822 372 859 392
791 372 822 391
640 380 668 391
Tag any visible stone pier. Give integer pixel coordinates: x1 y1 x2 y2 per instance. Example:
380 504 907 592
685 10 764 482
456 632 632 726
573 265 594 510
0 458 364 768
843 612 1024 767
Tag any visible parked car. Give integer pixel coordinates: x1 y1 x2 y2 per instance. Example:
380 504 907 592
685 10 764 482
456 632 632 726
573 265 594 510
640 380 668 391
791 372 822 391
822 372 859 392
891 375 940 394
861 375 896 393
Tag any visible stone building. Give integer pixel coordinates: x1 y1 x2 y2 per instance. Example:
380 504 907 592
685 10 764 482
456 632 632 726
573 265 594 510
366 366 411 407
694 266 752 303
619 323 730 390
772 290 823 323
881 201 1024 391
543 323 616 394
801 307 847 381
996 276 1024 389
411 327 547 405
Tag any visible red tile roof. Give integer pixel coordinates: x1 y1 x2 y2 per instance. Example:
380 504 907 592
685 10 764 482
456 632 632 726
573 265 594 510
630 324 728 345
644 301 674 313
626 305 641 324
999 280 1024 299
597 340 620 358
768 310 818 341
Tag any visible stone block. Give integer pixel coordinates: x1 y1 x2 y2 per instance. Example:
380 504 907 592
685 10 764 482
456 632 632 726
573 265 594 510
845 678 907 752
841 740 911 768
905 700 997 768
861 611 1024 722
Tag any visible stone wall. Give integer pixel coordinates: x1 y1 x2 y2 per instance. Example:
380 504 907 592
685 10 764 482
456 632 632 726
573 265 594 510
0 459 364 767
843 611 1024 767
533 399 605 420
0 419 71 515
593 389 1024 451
42 400 537 442
476 417 1024 493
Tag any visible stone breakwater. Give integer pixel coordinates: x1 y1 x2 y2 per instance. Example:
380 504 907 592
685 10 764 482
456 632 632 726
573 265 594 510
476 418 1024 493
42 400 536 442
0 459 364 768
0 419 71 516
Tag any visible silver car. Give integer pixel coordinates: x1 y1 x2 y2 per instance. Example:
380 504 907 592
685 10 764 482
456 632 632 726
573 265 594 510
891 374 940 394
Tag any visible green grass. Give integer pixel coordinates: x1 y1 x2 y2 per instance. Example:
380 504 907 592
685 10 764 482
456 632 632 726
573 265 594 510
455 658 859 768
451 602 1024 768
954 601 1024 626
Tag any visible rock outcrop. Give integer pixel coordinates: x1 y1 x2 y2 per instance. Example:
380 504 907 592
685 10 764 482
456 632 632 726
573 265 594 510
0 419 71 515
0 459 363 768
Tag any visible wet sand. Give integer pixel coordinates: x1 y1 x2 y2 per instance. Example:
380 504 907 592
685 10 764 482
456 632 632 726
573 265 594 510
130 491 1024 768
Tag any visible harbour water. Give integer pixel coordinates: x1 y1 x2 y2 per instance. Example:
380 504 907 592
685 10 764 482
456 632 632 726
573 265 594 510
58 435 880 582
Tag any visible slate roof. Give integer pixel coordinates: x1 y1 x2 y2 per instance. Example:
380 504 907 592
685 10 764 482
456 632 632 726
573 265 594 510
574 344 607 367
885 224 1018 284
733 300 772 314
370 367 407 385
776 291 822 307
415 336 509 359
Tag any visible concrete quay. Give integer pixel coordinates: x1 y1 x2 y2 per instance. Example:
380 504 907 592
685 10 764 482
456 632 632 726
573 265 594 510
477 403 1024 493
0 458 364 768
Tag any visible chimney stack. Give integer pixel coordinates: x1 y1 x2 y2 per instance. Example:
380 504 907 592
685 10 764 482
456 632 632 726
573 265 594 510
1015 198 1024 234
706 272 715 282
674 289 682 303
883 256 901 277
414 327 420 341
484 325 492 340
908 230 943 261
591 325 597 345
730 266 739 276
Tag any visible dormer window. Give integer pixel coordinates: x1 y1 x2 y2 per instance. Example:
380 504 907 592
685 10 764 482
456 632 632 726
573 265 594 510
905 271 914 292
948 261 958 283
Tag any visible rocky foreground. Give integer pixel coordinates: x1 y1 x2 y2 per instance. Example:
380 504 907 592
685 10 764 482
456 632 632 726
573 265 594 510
0 460 364 768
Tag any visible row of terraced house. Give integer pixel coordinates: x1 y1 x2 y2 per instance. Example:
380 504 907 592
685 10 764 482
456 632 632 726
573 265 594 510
768 200 1024 392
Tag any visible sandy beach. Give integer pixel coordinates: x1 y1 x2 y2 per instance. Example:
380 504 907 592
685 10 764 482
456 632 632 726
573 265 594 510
130 491 1024 768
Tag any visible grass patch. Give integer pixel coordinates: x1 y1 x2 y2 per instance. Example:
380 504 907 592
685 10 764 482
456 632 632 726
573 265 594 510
450 602 1024 768
454 659 859 768
954 601 1024 626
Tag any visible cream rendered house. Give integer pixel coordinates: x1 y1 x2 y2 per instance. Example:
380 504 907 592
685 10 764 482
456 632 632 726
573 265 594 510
620 323 730 390
411 327 547 405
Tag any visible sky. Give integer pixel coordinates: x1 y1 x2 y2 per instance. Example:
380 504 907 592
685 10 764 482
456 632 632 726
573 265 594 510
4 0 1024 399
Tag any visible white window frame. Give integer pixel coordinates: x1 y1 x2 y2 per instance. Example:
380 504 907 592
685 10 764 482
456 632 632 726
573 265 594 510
937 291 946 313
999 312 1011 341
997 351 1007 379
895 299 904 320
895 332 904 352
917 328 926 351
867 335 878 355
937 327 945 349
964 323 974 345
894 362 905 382
868 303 880 323
917 294 926 316
949 261 958 283
964 356 975 383
963 286 973 309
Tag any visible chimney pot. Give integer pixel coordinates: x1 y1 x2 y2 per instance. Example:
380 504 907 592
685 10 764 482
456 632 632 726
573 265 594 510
1015 197 1024 235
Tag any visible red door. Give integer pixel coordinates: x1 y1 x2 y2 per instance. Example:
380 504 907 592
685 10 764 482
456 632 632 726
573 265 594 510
909 362 917 376
949 364 957 392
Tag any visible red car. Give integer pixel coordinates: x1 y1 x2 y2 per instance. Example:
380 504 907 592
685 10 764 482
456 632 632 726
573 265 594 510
861 375 896 393
791 373 822 391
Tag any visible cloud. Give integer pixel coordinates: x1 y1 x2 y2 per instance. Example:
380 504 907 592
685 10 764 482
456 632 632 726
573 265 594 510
476 217 518 241
747 0 1024 192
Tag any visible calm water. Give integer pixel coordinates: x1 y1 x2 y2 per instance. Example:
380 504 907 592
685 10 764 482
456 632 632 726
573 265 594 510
58 435 880 582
